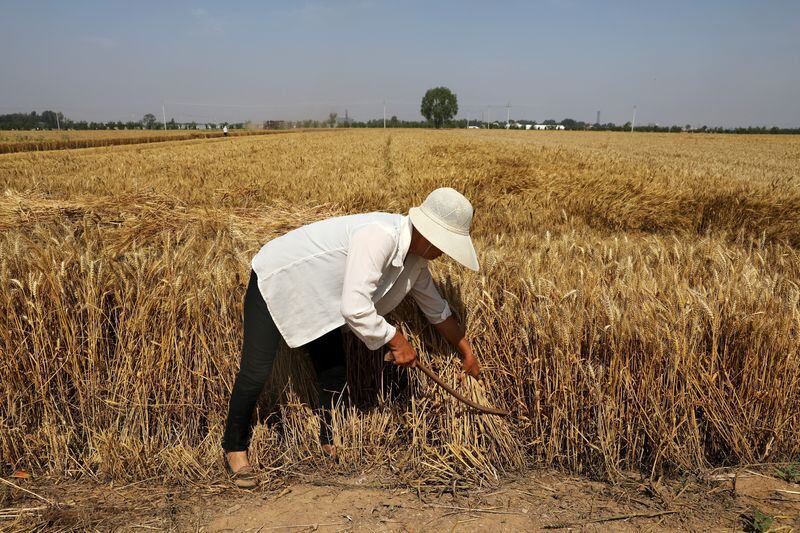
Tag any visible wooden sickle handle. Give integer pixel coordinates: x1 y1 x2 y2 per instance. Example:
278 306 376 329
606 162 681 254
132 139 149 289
384 353 512 417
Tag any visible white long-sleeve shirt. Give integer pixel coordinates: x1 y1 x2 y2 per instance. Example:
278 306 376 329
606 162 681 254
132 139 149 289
251 213 452 349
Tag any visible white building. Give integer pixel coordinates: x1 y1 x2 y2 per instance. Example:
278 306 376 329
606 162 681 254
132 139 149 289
531 124 565 130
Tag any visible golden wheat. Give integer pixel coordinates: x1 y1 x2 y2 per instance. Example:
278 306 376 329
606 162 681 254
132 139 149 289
1 130 798 489
0 129 305 154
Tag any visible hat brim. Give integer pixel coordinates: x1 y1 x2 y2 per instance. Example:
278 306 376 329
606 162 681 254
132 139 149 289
409 207 479 271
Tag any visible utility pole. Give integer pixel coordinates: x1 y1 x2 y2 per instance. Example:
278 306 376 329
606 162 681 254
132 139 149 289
383 100 386 129
631 105 637 132
487 106 490 129
596 110 600 125
55 113 60 130
506 101 511 128
345 109 349 127
162 104 167 131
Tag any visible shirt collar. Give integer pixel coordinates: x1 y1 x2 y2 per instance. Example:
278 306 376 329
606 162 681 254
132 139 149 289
393 215 413 267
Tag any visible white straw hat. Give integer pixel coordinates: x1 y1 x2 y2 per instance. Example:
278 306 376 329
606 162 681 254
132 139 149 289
409 188 479 271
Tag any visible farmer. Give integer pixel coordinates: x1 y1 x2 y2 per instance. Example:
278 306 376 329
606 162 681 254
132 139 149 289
222 187 481 488
223 125 229 136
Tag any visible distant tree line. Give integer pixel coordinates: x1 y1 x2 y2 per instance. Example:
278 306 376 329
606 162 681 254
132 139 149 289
3 110 799 134
0 110 245 131
286 116 800 134
0 111 68 130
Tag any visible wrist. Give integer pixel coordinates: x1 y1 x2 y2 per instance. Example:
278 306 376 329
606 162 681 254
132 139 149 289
388 329 403 348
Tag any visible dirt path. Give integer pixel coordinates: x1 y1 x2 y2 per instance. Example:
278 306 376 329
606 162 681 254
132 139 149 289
205 478 676 532
2 468 798 531
201 470 800 532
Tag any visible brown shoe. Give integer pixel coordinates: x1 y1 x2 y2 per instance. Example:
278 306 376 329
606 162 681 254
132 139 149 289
321 443 338 460
224 456 258 489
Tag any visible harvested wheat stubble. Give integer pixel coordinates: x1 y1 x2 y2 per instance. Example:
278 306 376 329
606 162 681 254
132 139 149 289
0 128 309 154
1 130 799 489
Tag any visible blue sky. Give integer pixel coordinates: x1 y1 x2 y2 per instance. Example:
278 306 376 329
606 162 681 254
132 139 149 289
1 1 798 126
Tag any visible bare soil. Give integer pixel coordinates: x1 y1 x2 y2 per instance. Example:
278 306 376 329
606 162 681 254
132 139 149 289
2 467 799 531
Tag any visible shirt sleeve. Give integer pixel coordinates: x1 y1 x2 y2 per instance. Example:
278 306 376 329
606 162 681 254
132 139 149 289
410 266 452 324
340 223 398 350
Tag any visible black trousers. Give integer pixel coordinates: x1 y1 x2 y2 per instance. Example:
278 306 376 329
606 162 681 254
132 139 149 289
222 270 347 452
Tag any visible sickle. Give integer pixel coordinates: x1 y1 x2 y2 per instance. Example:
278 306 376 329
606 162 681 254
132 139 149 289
384 353 512 417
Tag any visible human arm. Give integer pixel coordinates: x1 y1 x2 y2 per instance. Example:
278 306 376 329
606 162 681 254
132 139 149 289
340 224 416 362
433 316 480 378
410 267 480 378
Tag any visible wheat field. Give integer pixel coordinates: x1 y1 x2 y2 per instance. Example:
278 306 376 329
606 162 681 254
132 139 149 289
1 130 799 489
0 129 294 154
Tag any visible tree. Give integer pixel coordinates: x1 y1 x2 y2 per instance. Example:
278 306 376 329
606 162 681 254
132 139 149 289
561 118 579 130
40 110 64 129
142 113 157 129
328 112 338 128
420 87 458 128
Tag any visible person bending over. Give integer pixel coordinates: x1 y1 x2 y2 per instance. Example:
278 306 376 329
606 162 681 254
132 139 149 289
222 188 481 488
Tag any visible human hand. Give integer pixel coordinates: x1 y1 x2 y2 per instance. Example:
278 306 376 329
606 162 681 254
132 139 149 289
461 352 481 378
387 330 417 368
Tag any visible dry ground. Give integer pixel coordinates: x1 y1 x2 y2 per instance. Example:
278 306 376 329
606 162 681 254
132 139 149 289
2 467 799 531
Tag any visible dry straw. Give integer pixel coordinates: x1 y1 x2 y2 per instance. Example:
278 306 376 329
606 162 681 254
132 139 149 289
0 130 798 488
0 129 304 154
